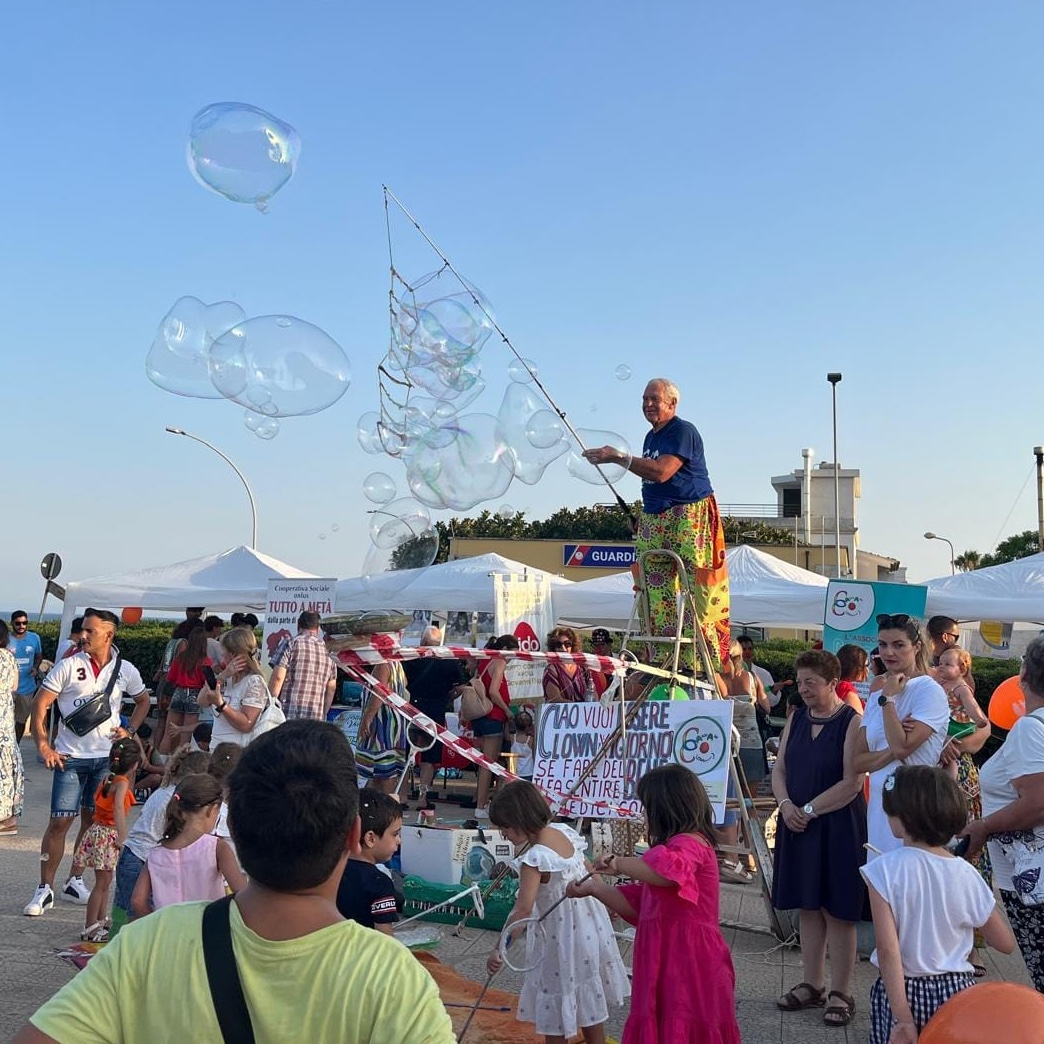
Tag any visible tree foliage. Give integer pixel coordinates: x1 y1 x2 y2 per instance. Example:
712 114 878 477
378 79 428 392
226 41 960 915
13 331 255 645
956 530 1042 570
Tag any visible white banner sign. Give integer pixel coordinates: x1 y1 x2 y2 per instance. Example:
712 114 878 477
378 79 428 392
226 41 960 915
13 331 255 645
263 577 337 666
533 699 735 820
493 573 554 703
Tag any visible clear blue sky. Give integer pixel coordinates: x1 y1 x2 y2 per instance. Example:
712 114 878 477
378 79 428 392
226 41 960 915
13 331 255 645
3 2 1043 610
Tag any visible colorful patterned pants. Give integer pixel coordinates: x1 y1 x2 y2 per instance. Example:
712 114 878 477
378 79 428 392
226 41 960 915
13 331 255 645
636 496 731 672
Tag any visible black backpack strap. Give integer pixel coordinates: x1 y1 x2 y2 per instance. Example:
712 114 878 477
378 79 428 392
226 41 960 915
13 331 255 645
201 896 256 1044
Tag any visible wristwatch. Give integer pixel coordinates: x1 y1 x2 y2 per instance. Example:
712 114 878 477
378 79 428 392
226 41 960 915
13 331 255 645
214 702 228 715
878 694 891 707
803 803 818 818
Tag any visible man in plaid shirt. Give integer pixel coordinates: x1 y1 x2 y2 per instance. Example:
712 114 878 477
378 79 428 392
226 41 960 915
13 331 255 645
269 611 338 720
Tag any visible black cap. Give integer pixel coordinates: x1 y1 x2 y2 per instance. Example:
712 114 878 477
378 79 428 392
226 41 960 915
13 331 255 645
591 628 611 644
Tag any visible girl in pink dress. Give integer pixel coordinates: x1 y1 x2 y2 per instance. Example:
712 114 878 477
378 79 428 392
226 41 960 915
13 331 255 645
570 764 740 1044
130 773 246 915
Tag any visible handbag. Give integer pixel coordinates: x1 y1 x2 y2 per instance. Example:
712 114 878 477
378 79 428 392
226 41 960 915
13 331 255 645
994 713 1044 906
61 655 123 738
249 696 286 739
457 682 493 723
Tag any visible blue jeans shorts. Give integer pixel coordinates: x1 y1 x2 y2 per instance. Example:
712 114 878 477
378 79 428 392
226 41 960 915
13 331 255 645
51 756 110 818
113 847 145 912
169 686 201 714
471 715 505 738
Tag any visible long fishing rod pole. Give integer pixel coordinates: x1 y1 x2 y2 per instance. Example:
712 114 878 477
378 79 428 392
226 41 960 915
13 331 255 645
382 184 638 529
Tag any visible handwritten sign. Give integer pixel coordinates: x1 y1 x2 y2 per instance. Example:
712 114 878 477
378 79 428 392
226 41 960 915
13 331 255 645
533 699 734 820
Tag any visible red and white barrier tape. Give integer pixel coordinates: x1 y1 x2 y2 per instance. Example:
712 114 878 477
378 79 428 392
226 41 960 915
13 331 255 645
334 639 641 820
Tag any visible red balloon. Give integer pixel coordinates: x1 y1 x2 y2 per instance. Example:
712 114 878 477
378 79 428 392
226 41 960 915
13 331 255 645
988 674 1026 730
921 981 1044 1043
120 607 143 625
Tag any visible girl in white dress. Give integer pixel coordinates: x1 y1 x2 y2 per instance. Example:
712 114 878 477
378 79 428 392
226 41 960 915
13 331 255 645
487 781 629 1044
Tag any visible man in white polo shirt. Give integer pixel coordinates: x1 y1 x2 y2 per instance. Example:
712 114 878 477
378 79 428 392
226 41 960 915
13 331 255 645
24 608 150 917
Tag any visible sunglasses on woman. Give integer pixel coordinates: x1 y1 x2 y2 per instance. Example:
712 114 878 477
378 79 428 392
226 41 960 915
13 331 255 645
876 613 912 629
549 641 572 650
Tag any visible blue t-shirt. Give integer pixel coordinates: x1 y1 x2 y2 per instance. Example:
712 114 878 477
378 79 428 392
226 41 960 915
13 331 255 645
10 630 42 696
641 416 713 514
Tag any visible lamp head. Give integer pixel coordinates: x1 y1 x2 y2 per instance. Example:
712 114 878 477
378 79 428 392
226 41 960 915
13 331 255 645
165 427 186 436
826 372 842 385
924 532 937 540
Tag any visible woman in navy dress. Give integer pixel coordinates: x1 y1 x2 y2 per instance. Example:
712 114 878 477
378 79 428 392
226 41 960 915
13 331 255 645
772 649 867 1028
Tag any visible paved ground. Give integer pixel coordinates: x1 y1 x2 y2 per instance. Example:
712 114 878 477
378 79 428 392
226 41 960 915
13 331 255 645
0 744 1034 1043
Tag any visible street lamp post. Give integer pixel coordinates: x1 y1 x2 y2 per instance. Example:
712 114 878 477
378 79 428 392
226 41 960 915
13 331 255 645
165 427 258 548
924 531 955 575
826 373 843 578
1035 446 1044 552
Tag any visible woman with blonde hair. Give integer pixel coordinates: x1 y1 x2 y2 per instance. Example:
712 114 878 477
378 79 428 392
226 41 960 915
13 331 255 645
197 626 272 748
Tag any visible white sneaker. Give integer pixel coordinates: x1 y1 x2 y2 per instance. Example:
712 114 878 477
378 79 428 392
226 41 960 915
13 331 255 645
63 876 90 904
24 884 55 916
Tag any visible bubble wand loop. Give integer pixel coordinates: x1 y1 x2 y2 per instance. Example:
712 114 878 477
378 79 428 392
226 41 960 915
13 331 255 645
382 184 639 529
457 872 597 1042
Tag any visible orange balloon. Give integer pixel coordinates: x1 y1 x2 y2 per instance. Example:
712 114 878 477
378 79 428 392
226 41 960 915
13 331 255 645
921 981 1044 1043
988 674 1026 730
120 607 143 625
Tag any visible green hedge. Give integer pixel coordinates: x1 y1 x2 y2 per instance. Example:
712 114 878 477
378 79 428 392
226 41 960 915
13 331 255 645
32 620 185 681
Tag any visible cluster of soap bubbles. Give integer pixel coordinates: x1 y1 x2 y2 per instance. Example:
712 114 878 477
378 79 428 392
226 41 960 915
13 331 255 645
147 296 350 439
350 269 631 586
187 103 300 212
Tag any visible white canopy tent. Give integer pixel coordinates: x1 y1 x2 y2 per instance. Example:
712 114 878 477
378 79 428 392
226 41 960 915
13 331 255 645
334 552 573 614
924 553 1044 624
59 546 319 639
554 544 830 630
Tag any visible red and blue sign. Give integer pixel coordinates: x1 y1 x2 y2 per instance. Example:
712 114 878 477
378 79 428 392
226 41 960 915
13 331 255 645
563 544 636 568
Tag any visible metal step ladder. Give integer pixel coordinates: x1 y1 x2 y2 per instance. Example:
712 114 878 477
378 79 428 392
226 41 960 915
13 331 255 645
616 548 796 942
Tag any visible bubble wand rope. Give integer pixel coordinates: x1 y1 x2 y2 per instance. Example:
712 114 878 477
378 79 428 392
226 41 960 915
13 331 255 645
382 184 639 529
456 872 596 1042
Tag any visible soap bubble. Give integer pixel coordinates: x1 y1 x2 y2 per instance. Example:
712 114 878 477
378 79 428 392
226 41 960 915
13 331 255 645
615 364 632 381
567 428 631 485
525 409 567 450
497 504 516 519
508 358 537 384
361 526 440 598
405 414 514 511
331 523 340 532
209 315 350 417
146 296 245 399
496 384 568 485
319 532 327 540
357 413 385 455
187 102 300 211
363 472 397 504
243 411 280 440
368 498 431 548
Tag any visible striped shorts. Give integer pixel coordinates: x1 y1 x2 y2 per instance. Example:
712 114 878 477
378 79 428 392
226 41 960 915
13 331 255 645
869 971 975 1043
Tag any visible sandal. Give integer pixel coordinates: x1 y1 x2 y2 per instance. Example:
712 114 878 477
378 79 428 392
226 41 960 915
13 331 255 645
823 990 855 1027
718 859 753 884
973 963 988 978
80 922 104 942
777 982 826 1011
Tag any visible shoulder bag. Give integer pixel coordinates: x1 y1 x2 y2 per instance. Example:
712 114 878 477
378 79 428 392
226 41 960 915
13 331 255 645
202 895 255 1044
457 681 493 722
994 713 1044 906
61 655 123 738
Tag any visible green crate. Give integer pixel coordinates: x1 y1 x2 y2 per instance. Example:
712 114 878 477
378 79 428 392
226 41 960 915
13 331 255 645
402 875 517 932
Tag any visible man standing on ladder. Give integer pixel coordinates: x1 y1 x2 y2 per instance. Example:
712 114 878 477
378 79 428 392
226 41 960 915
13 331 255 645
585 377 731 672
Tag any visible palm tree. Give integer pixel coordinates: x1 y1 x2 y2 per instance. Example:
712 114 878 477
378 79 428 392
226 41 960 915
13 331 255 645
953 550 981 572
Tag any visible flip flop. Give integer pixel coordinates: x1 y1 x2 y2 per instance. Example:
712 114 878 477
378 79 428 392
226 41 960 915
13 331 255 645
973 963 988 978
777 982 826 1011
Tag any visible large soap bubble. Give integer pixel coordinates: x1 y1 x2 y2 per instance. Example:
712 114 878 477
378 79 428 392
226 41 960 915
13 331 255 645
187 103 300 211
361 526 440 599
405 413 514 511
496 384 568 485
362 472 397 504
209 316 350 417
367 498 431 547
525 409 567 450
567 428 631 485
146 296 245 399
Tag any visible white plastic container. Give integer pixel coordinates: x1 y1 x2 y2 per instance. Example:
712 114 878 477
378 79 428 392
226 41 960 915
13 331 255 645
399 825 514 886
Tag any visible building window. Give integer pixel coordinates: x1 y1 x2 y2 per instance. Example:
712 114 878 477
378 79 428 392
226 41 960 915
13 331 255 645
781 487 801 518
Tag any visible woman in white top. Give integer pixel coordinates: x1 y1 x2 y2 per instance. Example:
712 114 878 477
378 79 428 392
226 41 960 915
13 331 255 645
964 636 1044 993
715 640 770 790
197 627 269 748
853 615 949 860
